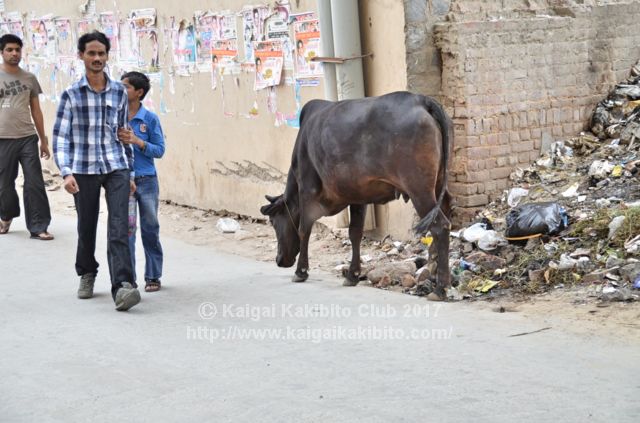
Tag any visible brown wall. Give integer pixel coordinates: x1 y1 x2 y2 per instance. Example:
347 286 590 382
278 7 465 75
432 0 640 222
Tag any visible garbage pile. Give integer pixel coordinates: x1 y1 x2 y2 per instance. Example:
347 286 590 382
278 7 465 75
349 60 640 303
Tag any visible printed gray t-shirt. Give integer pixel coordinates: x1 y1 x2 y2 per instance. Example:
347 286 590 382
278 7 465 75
0 68 42 138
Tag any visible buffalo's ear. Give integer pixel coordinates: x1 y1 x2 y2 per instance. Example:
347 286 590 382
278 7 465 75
265 194 279 203
260 195 283 216
260 204 274 216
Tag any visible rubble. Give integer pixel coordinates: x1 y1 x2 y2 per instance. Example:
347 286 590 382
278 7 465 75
343 59 640 304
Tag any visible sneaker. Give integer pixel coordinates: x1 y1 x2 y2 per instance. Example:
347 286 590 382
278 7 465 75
115 282 141 311
77 273 96 299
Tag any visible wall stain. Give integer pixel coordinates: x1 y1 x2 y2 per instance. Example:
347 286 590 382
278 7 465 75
210 161 287 183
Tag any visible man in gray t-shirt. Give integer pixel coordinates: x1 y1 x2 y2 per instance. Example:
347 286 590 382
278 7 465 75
0 34 53 240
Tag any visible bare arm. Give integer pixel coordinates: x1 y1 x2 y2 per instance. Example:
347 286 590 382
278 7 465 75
30 95 50 159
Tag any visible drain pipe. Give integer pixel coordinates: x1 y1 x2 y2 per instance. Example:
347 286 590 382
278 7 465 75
316 0 373 229
317 0 338 102
328 0 365 100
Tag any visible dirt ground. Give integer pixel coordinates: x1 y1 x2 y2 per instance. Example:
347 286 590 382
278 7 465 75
42 172 640 341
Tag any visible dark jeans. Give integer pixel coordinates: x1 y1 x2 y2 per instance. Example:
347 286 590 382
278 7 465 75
0 135 51 234
73 169 136 299
129 175 163 282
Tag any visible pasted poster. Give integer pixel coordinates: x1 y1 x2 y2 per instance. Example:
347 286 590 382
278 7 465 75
99 12 119 54
254 40 283 90
211 39 238 75
195 12 217 72
129 8 156 30
54 18 74 56
293 19 322 79
218 12 237 41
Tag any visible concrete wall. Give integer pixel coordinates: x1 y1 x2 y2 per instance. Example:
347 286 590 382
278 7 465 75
4 0 323 218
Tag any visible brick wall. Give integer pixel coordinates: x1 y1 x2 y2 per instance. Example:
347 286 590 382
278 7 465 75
425 0 640 222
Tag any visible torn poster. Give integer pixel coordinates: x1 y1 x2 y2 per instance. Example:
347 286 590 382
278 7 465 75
174 18 197 76
265 3 294 70
76 19 96 38
54 18 74 56
99 12 119 54
241 8 255 64
29 17 56 60
8 19 25 40
138 29 159 72
250 6 269 43
195 11 217 72
254 40 283 90
118 19 139 69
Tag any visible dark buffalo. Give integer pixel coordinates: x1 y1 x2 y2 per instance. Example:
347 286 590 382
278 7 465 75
260 91 453 300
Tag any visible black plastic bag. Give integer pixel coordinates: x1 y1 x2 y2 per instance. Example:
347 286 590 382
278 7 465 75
505 202 568 238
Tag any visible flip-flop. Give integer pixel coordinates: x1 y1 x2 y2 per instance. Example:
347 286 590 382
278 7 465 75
145 281 161 292
30 231 54 241
0 219 12 234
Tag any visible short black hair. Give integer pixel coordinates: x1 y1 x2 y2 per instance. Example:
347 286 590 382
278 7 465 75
78 30 110 53
121 71 151 100
0 34 23 51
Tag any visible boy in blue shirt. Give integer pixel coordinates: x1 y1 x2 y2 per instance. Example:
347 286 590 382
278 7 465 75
117 71 165 292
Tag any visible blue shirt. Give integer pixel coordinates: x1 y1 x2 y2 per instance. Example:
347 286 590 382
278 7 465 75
53 73 133 178
129 105 165 176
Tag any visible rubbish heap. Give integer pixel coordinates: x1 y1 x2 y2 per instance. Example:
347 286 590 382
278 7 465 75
352 60 640 303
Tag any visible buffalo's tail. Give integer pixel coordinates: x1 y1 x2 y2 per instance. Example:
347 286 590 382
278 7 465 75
414 96 452 234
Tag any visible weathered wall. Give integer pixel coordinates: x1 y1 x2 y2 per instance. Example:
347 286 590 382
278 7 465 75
4 0 322 218
432 0 640 222
359 0 415 239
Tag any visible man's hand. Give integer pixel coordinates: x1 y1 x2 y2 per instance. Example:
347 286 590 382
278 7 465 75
130 180 136 195
63 175 79 194
117 127 136 145
39 137 50 159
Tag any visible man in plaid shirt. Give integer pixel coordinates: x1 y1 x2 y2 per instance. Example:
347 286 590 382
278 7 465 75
53 31 141 311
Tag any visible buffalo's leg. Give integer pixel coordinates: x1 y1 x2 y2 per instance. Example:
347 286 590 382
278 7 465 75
411 192 451 301
427 192 452 301
343 204 366 286
292 208 316 283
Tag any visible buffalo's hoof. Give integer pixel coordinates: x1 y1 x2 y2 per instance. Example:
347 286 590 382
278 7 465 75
427 285 448 302
342 278 360 287
427 292 445 302
292 272 308 283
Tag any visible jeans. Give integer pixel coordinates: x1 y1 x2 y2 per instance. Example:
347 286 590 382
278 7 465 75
73 169 136 299
0 135 51 234
129 175 163 282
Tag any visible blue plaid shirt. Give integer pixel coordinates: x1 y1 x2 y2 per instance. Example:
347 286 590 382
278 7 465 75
53 73 133 178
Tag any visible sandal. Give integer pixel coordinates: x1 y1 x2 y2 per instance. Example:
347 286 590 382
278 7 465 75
0 219 12 234
30 231 54 241
145 280 161 292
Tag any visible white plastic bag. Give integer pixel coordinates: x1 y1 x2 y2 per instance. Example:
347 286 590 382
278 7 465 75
216 217 241 233
477 230 507 251
462 223 489 243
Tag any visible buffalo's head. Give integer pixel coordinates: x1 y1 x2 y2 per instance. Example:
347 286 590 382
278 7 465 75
260 194 300 267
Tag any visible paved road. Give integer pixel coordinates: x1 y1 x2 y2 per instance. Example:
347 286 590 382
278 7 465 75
1 214 638 422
